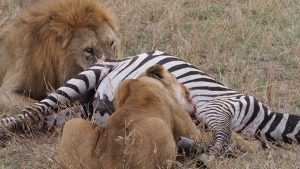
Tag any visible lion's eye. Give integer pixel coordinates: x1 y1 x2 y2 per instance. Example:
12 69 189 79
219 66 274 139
84 47 94 55
110 40 115 48
110 40 116 52
84 47 101 59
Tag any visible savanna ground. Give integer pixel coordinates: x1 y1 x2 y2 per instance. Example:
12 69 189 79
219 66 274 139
0 0 300 168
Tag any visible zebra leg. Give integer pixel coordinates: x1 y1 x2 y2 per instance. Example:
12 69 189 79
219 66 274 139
0 62 115 140
0 104 89 142
37 105 88 131
209 124 232 155
196 101 234 156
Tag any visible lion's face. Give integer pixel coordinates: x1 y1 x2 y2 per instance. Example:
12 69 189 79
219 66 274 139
140 64 195 114
67 26 120 70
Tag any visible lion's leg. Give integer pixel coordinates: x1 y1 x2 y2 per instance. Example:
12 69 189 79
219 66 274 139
196 130 263 152
177 130 263 155
172 108 209 144
172 109 219 168
231 131 263 152
128 118 177 169
58 118 104 169
0 63 37 113
0 89 36 113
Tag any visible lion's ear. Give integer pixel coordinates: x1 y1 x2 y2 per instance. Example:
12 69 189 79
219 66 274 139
115 79 135 108
146 64 165 80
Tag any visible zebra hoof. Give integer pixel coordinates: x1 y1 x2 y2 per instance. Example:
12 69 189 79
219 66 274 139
177 136 198 156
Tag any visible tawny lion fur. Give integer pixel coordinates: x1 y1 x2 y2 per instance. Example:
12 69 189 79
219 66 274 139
0 0 120 112
58 65 262 169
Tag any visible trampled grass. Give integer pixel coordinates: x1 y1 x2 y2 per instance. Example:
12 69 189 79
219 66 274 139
0 0 300 168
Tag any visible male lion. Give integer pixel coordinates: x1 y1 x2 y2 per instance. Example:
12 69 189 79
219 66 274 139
58 65 204 169
0 0 120 112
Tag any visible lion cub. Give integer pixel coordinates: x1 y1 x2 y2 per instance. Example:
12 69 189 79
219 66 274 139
58 64 202 169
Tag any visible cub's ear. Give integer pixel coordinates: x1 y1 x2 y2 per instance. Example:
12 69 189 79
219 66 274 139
146 64 165 79
115 79 135 108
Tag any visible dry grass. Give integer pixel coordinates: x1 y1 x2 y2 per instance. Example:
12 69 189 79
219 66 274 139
0 134 60 169
0 0 300 168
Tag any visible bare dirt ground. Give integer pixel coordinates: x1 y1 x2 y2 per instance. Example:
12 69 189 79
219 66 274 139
0 0 300 168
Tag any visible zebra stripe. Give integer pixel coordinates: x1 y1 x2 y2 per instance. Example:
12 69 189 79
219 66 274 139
1 50 300 156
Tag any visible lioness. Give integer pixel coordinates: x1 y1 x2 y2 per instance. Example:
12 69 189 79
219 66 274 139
58 64 204 169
